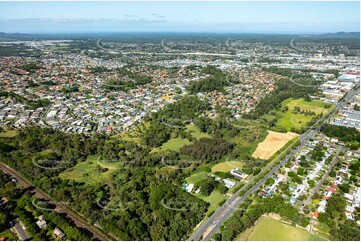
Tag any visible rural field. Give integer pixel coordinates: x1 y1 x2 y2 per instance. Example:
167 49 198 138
252 131 298 160
275 98 333 131
236 217 326 241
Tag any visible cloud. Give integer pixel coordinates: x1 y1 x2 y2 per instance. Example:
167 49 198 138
151 13 165 19
0 18 167 25
124 14 138 18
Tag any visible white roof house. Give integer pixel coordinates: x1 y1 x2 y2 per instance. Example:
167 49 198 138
36 217 47 229
186 184 194 193
223 179 236 189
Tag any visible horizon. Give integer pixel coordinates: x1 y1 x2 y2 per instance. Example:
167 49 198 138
0 1 359 33
1 30 360 36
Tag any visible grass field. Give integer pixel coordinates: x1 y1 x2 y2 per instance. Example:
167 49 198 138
252 131 298 160
275 98 332 131
59 155 122 185
0 129 18 138
236 217 326 241
185 171 209 184
211 161 244 172
186 124 211 140
195 190 226 213
159 137 192 152
151 124 210 153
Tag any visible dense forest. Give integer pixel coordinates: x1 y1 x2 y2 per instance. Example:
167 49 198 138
321 124 360 143
0 126 209 240
180 137 234 161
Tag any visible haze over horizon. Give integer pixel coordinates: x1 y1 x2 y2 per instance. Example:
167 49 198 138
0 1 359 34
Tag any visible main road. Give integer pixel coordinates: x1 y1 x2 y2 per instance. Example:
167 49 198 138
189 85 359 241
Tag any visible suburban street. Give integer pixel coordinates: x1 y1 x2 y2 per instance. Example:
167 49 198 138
189 86 359 241
300 148 342 211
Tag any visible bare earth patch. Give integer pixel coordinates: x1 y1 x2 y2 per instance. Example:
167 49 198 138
252 131 298 160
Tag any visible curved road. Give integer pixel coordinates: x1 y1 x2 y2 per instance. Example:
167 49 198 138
290 37 322 54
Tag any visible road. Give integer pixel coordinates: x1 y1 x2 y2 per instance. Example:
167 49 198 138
289 37 322 54
190 128 317 241
189 86 359 241
0 162 111 241
300 148 342 211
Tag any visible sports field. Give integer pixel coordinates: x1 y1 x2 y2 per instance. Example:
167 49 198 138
252 131 298 160
236 217 326 241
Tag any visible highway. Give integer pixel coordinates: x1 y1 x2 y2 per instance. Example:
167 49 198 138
0 162 112 241
189 86 359 241
290 37 322 54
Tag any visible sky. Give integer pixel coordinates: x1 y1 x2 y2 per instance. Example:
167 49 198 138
0 1 359 34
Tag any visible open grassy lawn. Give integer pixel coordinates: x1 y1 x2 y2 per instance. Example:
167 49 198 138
152 124 209 153
159 137 192 152
186 124 211 140
275 98 333 131
314 222 331 239
211 161 244 172
284 98 331 113
185 171 208 184
195 190 226 213
59 155 121 186
0 129 18 138
235 217 326 241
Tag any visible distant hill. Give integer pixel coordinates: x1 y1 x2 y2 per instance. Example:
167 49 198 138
320 32 360 38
